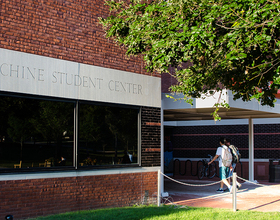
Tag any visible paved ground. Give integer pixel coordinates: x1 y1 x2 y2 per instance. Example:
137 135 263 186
163 176 280 212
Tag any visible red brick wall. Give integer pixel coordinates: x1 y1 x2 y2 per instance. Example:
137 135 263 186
0 0 159 77
0 171 158 219
0 0 162 167
161 72 178 93
169 124 280 159
141 107 161 167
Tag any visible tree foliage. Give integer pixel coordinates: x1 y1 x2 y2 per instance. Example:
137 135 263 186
100 0 280 120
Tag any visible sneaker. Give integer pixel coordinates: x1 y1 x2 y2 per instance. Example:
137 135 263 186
237 184 242 190
216 188 224 193
229 186 232 193
224 188 229 192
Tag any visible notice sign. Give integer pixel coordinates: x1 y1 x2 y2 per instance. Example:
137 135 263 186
0 48 161 108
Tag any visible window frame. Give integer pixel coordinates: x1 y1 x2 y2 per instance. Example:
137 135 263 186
0 92 141 173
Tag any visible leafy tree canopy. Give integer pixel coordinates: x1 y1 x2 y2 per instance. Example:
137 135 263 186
99 0 280 120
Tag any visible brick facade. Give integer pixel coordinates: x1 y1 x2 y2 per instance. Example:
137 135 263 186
1 0 161 219
167 124 280 159
0 171 158 219
167 124 280 181
0 0 160 77
141 107 161 167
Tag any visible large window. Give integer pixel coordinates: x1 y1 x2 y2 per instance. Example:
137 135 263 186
78 103 139 166
0 95 139 171
0 96 74 169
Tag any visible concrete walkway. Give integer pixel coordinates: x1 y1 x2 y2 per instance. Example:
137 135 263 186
164 176 280 212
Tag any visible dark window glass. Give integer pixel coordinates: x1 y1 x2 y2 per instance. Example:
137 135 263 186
0 96 74 169
78 103 139 166
0 95 139 171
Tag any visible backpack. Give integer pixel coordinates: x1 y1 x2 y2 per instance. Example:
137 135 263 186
229 145 241 163
222 146 232 167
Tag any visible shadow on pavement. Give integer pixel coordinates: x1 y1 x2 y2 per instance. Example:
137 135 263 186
163 176 280 212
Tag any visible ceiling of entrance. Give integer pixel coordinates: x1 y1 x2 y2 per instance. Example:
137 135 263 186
164 107 280 121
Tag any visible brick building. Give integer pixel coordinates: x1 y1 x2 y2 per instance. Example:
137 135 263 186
2 1 280 219
0 1 161 219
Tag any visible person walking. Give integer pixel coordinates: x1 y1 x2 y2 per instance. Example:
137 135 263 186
208 137 232 193
225 138 242 189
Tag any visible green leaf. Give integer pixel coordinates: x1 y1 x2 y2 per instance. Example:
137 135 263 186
100 0 280 120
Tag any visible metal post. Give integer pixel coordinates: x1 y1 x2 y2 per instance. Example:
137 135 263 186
160 99 164 195
157 169 161 206
249 118 254 181
232 172 237 211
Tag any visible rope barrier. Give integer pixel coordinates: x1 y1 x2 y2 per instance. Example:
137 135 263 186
160 171 277 211
162 171 273 188
161 172 222 187
237 176 267 187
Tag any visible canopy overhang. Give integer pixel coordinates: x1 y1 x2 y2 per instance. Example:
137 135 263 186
163 89 280 121
164 107 280 121
161 89 280 184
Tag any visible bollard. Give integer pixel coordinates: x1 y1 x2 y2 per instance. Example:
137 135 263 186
158 169 161 206
232 172 237 211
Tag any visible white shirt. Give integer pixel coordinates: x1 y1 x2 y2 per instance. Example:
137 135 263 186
216 145 230 167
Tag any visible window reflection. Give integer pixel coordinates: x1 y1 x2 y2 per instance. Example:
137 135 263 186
78 103 138 166
0 95 139 171
0 96 74 169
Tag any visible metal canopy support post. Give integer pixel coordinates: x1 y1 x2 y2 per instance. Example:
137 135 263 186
158 100 164 206
249 118 254 181
161 103 164 193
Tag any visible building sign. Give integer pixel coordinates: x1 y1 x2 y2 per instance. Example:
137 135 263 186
0 48 161 107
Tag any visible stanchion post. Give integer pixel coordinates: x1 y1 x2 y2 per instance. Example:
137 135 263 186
158 170 161 206
232 172 237 211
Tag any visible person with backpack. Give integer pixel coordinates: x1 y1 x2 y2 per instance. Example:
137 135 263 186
225 138 242 189
208 137 232 193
